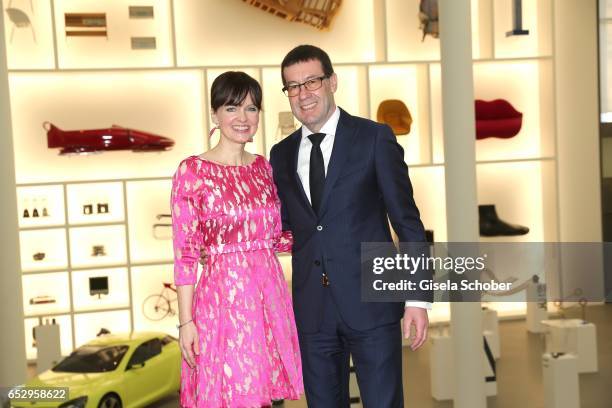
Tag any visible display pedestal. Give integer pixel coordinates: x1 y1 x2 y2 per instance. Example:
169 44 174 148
542 353 580 408
33 323 61 373
429 331 497 401
542 319 598 373
482 308 500 359
526 281 548 333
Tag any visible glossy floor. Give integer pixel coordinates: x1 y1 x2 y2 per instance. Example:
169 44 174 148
29 304 612 408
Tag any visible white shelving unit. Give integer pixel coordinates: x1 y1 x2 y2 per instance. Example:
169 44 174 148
3 0 581 358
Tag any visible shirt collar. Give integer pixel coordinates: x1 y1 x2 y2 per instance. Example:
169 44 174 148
301 106 340 141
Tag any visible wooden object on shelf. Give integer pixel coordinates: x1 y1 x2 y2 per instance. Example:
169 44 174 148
241 0 342 30
64 13 107 37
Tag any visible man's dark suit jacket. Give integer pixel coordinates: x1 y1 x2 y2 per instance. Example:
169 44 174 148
269 108 432 334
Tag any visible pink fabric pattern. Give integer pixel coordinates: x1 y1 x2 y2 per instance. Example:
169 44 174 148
171 154 303 407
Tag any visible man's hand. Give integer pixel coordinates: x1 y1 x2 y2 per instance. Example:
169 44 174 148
403 306 429 351
198 248 208 266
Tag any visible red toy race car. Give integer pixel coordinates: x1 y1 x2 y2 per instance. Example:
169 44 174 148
44 122 175 155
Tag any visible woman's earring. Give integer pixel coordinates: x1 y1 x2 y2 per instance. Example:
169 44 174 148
209 126 219 137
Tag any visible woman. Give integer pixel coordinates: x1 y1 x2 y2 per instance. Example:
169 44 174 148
171 71 303 407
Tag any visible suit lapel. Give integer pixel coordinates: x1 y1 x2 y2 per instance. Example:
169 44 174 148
318 109 357 218
287 129 317 218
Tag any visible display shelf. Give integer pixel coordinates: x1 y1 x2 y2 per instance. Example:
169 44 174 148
492 0 552 59
52 0 174 69
22 272 71 316
260 65 368 158
430 59 555 164
19 228 68 272
66 181 124 225
261 67 297 155
68 225 127 268
17 184 65 228
368 64 431 165
24 315 73 360
2 0 55 70
7 0 569 358
126 180 173 264
71 267 130 312
73 309 131 348
130 265 176 335
173 0 378 67
385 0 492 62
9 70 206 184
477 160 558 242
409 166 448 242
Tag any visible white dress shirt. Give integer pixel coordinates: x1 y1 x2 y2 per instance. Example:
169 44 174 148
296 107 431 311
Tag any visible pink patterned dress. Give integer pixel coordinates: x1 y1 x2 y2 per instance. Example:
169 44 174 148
171 154 303 407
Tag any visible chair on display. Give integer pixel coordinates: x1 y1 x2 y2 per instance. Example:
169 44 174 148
5 8 36 43
7 0 34 14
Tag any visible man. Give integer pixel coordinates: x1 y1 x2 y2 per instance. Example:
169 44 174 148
269 45 432 407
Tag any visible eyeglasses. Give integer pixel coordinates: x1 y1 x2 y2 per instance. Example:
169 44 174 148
282 75 330 97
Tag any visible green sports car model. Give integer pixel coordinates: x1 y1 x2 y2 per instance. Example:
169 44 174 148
11 332 181 408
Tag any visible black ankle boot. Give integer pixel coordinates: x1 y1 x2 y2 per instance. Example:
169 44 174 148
479 204 529 236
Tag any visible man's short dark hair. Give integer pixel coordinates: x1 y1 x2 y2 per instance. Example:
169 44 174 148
210 71 262 112
281 45 334 85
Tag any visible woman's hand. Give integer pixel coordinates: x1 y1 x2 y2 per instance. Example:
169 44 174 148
179 321 200 368
199 248 208 266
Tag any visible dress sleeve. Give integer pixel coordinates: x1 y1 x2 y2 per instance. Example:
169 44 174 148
266 157 293 253
171 158 203 286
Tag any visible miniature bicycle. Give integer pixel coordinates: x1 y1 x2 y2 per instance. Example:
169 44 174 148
142 282 177 321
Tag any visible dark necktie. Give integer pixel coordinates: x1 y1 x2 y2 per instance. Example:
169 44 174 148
308 132 326 214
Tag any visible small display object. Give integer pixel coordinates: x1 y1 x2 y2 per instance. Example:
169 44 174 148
22 198 50 218
64 12 107 37
91 245 107 257
18 187 64 228
97 203 109 214
241 0 342 30
128 6 154 19
418 0 438 41
376 100 413 136
479 204 529 236
277 111 297 139
81 201 110 215
29 295 56 305
82 203 93 215
5 7 36 43
142 282 177 321
89 276 109 298
152 214 171 240
506 0 530 36
475 99 523 140
44 122 175 155
33 322 61 374
131 36 156 50
32 252 45 261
